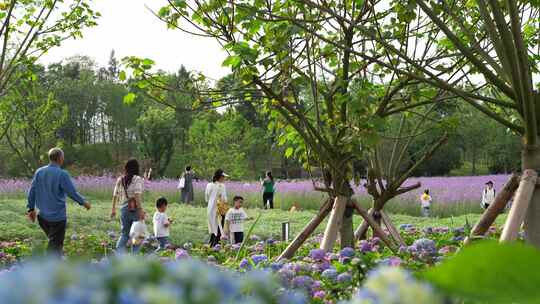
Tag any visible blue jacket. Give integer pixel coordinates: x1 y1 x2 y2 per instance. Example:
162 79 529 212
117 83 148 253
27 163 86 222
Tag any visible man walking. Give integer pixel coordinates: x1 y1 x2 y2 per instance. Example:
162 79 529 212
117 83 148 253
26 148 91 255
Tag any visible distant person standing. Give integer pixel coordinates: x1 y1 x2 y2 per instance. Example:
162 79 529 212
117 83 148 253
481 181 496 209
206 169 228 247
261 171 275 209
111 159 145 252
420 189 432 217
180 166 196 204
26 148 91 255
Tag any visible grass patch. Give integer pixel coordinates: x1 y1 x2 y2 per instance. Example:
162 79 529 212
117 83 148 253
0 199 507 246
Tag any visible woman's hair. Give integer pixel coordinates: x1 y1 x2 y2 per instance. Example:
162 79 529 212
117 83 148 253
424 189 430 195
212 169 225 183
186 166 192 171
266 171 274 182
123 159 140 189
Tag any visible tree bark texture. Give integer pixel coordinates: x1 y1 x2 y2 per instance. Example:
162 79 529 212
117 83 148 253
501 169 537 243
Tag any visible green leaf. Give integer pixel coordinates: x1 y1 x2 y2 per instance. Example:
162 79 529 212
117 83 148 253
123 93 136 105
119 71 126 81
422 242 540 303
222 55 241 68
285 147 294 158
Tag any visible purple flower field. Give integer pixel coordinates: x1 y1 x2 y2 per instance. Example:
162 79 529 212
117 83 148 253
0 174 510 205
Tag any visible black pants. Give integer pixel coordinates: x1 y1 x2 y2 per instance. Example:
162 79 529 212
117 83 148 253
209 215 225 247
38 215 67 254
263 192 274 209
233 232 244 244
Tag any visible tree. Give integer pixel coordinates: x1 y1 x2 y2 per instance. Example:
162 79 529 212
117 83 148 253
1 65 66 176
137 105 178 177
145 0 459 254
0 0 99 141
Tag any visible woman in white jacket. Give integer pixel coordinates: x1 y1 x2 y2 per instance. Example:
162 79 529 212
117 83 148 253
206 169 228 247
481 181 496 209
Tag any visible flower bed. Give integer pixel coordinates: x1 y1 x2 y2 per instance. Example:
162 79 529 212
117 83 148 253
0 223 506 303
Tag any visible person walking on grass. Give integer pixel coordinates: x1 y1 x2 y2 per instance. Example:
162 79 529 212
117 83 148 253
481 181 496 210
261 171 275 209
179 166 196 204
26 148 91 255
111 159 145 252
206 169 228 247
420 189 432 217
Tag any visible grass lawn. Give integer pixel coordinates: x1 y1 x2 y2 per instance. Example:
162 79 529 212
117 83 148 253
0 198 508 246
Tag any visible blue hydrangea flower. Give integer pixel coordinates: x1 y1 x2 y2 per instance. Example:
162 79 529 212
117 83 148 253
337 272 352 283
359 240 372 253
291 275 313 291
239 258 251 270
339 247 356 259
412 238 437 255
251 254 268 265
321 268 338 281
309 249 326 261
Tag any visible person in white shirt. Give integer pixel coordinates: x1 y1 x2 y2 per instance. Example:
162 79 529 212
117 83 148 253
481 181 496 209
153 197 172 252
129 210 149 253
224 196 251 244
206 169 228 247
420 189 432 217
111 159 145 252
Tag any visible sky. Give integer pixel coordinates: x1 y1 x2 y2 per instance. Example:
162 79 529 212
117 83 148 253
40 0 229 80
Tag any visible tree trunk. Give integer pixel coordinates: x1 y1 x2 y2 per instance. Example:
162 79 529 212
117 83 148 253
471 147 477 175
465 173 519 244
320 195 348 251
352 202 397 253
381 211 406 247
340 205 354 249
501 169 537 242
521 145 540 246
354 208 373 240
278 198 333 260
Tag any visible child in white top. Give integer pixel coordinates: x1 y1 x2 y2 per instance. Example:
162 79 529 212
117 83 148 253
224 196 251 244
153 197 172 252
129 210 149 253
420 189 432 217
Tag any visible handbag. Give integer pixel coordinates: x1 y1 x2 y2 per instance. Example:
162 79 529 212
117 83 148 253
122 179 138 211
217 198 229 216
177 177 185 189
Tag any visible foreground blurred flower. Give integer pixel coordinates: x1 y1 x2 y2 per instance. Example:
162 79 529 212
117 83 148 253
350 266 442 304
379 256 401 267
0 257 307 304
